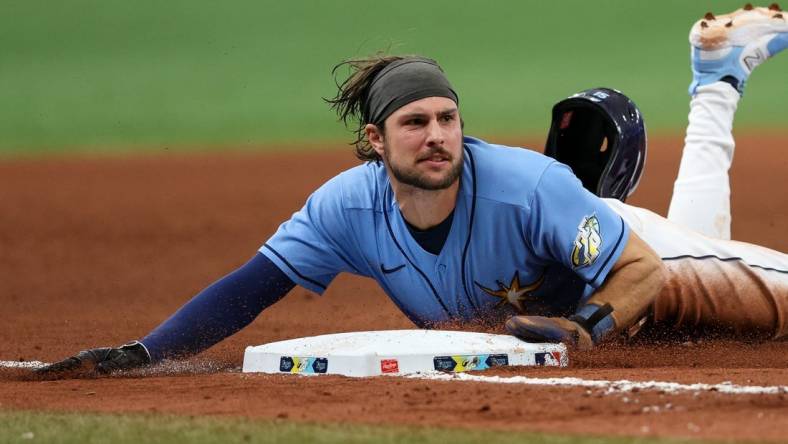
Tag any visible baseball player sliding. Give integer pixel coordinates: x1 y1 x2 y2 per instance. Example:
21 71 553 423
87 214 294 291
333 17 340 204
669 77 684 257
37 4 787 375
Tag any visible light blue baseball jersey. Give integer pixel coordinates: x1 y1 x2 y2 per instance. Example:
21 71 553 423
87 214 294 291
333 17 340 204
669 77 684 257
260 136 630 327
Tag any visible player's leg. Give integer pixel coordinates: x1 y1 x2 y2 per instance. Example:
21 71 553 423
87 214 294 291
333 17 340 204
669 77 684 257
666 82 738 240
592 6 788 342
606 199 788 339
667 4 788 240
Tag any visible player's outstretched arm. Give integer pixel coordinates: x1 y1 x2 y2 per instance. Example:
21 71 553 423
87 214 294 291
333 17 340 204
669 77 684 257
507 231 667 349
34 253 295 378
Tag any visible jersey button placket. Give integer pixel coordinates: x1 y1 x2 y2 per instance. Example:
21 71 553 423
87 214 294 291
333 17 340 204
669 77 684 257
435 263 453 316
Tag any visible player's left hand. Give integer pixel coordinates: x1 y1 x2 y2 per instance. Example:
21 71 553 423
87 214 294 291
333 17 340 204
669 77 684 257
34 341 151 377
505 315 595 350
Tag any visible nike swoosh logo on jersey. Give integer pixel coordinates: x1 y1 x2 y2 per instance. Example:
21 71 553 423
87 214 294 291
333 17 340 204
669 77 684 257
380 263 406 274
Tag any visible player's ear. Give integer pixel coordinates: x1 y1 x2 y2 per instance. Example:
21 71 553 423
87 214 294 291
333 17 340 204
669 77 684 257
365 124 385 157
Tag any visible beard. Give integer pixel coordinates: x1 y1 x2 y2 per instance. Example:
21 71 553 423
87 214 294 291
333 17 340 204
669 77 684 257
384 146 463 191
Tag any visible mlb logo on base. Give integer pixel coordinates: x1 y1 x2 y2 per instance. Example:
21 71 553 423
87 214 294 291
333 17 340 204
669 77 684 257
535 351 563 366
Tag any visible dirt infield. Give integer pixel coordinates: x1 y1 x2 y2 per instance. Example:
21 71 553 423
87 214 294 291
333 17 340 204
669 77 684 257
1 134 787 441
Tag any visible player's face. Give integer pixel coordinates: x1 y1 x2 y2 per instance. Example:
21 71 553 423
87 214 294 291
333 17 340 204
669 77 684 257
369 97 463 191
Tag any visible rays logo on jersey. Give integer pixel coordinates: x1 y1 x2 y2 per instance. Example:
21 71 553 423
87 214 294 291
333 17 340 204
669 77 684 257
571 214 602 268
476 271 544 313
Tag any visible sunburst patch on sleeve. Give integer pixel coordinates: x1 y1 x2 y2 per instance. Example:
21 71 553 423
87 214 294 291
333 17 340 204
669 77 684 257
571 214 602 268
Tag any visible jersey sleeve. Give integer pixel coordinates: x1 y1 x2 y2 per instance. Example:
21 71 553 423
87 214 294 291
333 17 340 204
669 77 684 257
141 253 294 362
260 175 365 294
526 162 630 288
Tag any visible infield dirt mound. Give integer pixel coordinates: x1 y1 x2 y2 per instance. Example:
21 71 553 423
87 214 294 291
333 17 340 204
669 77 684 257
1 134 786 441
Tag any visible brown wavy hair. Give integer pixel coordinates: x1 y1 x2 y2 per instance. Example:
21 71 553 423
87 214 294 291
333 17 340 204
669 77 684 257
324 54 408 162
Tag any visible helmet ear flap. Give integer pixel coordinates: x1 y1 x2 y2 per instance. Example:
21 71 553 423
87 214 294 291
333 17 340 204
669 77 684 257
544 88 646 202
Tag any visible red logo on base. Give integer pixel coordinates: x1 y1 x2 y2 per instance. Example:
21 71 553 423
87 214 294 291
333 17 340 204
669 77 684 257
380 359 399 374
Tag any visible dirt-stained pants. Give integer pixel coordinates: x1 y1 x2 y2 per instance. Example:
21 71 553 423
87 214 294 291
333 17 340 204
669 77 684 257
605 82 788 339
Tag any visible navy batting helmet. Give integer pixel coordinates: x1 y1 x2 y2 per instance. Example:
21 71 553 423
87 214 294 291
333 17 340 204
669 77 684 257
544 87 646 202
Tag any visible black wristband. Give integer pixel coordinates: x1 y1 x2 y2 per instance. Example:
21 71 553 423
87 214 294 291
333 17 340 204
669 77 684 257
568 303 614 338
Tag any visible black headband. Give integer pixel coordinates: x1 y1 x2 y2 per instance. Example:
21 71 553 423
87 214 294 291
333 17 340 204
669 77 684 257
363 57 459 124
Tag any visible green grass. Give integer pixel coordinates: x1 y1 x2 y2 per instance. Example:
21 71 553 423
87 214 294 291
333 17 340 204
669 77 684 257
0 410 731 444
2 0 786 155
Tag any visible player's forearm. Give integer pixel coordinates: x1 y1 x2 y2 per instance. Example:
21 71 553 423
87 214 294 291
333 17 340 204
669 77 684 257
507 232 667 349
582 232 667 340
140 253 295 362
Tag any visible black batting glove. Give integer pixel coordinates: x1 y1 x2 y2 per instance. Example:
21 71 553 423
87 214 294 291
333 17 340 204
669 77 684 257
34 341 152 377
505 315 595 349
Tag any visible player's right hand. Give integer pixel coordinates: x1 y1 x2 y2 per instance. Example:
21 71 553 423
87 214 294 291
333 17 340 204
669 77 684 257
505 315 595 350
34 341 151 377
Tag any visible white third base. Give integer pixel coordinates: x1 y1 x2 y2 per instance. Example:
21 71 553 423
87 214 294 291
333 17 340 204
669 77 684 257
242 329 567 377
